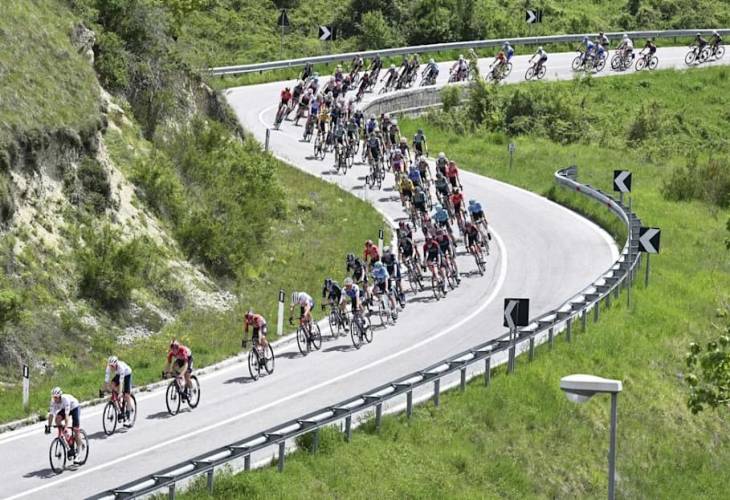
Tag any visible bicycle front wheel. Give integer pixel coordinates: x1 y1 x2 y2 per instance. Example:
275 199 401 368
685 50 696 65
248 349 260 381
525 67 535 81
165 381 181 415
350 318 363 349
363 315 373 343
102 401 118 436
187 375 201 409
49 437 66 473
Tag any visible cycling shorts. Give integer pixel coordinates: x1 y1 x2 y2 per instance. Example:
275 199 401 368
401 245 414 259
373 281 387 294
414 143 424 154
414 200 426 212
58 407 81 428
467 232 480 247
299 302 314 318
448 176 458 188
112 373 133 394
252 324 268 341
174 356 194 373
425 252 440 264
471 210 484 222
401 188 413 199
436 219 451 229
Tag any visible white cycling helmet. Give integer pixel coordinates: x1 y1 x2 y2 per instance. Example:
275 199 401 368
438 152 445 159
344 277 354 286
108 355 118 365
392 119 398 125
623 33 629 39
51 387 63 397
290 291 299 305
390 64 396 69
429 58 435 64
458 54 464 60
538 46 544 51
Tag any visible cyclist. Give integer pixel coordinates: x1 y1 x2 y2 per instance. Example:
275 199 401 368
301 62 314 82
317 106 330 139
413 129 428 159
243 310 269 350
397 220 414 242
434 172 451 205
530 46 548 72
398 232 421 267
164 340 194 397
346 253 368 285
450 54 468 81
432 203 456 245
366 132 382 166
279 86 292 112
381 64 399 89
618 33 634 60
289 291 315 327
436 228 459 283
710 30 723 53
468 199 490 253
46 387 84 463
350 55 364 78
369 54 383 79
408 162 423 189
422 58 439 84
435 152 449 177
365 115 378 135
382 246 405 303
346 117 359 146
450 187 466 230
464 220 483 261
489 50 506 78
640 38 657 59
416 156 430 185
412 184 428 216
291 81 304 108
371 261 397 319
104 356 133 421
342 277 363 314
694 32 708 52
397 136 411 163
322 278 348 329
422 236 446 292
334 121 348 156
387 119 401 149
503 41 515 62
391 146 406 182
581 36 596 64
446 160 462 189
363 239 380 270
597 31 610 49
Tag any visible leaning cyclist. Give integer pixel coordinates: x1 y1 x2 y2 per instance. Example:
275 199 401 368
382 246 404 304
468 199 490 253
164 340 194 396
436 228 460 284
243 310 269 350
413 129 428 159
423 236 447 291
346 253 368 285
530 46 548 71
104 356 133 421
46 387 84 463
342 277 363 314
363 239 380 270
464 220 483 261
446 160 462 189
322 278 346 318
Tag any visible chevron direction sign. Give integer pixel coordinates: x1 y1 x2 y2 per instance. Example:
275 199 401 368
638 227 661 253
613 170 632 193
503 298 530 329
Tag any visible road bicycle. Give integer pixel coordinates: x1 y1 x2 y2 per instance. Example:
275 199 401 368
302 114 315 141
468 241 486 276
635 51 659 71
247 340 275 381
293 315 322 355
163 370 201 415
486 62 512 82
525 61 547 80
273 104 286 130
366 157 385 189
350 308 373 349
403 256 425 293
371 287 396 326
327 302 349 339
610 50 634 71
100 388 137 436
46 423 89 474
427 262 447 300
313 131 326 160
685 45 710 65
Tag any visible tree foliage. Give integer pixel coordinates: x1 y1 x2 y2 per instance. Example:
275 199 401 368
685 316 730 414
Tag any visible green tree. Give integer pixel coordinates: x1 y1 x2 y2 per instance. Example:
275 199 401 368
407 0 454 45
357 10 400 50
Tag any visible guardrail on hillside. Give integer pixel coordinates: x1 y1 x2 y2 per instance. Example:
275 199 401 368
208 29 728 76
91 167 643 499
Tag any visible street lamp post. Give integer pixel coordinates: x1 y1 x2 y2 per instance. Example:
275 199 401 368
560 374 623 500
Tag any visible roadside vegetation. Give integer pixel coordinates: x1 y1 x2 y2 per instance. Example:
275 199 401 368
180 67 730 498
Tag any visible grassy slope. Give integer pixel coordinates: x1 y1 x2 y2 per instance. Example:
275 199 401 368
0 0 99 135
180 68 730 498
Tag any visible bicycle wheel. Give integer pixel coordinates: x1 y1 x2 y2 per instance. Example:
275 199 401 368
610 54 620 70
648 56 659 70
571 55 582 71
310 323 322 350
248 349 260 380
431 275 441 300
595 58 606 72
102 401 118 436
714 45 725 60
699 47 710 63
49 437 66 473
296 327 308 355
264 344 275 374
313 136 321 156
407 267 419 294
187 375 201 408
328 310 340 338
165 381 181 415
474 251 484 276
125 394 138 428
525 67 535 81
635 57 646 71
537 65 546 79
377 298 389 327
362 314 373 343
350 317 363 349
685 50 697 65
503 62 513 78
75 430 89 465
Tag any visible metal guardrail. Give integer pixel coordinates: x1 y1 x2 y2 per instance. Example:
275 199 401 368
208 29 729 76
91 166 643 499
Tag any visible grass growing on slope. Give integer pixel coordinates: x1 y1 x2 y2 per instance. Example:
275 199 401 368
179 69 729 498
0 0 100 135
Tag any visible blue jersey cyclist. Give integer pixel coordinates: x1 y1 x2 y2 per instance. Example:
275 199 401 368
503 42 515 61
408 164 422 187
371 261 398 318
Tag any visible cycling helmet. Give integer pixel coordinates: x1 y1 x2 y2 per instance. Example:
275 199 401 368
429 58 435 64
52 387 63 397
436 172 444 180
469 199 476 205
383 246 392 255
346 253 355 263
384 113 390 119
438 152 445 159
434 203 443 210
582 36 589 43
538 46 543 51
623 33 629 39
696 32 701 37
398 221 405 228
390 64 396 69
713 30 719 36
324 278 333 289
373 261 384 269
599 31 604 35
417 128 423 134
366 239 373 246
503 42 509 48
170 339 179 350
313 72 319 78
400 137 407 143
453 187 460 194
370 114 376 120
291 291 299 305
344 277 354 286
108 355 118 366
458 54 464 60
245 310 254 320
285 87 290 92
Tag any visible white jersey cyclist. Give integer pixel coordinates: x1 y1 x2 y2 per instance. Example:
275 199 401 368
104 359 132 384
49 393 80 417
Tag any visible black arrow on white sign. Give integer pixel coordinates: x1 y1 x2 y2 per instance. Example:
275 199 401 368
638 227 661 253
319 25 335 41
613 170 632 193
503 298 529 329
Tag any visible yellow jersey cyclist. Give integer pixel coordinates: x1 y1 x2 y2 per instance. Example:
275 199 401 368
164 340 194 399
399 176 415 206
104 356 134 422
45 387 85 463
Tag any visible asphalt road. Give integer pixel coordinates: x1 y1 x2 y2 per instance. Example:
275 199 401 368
2 45 724 499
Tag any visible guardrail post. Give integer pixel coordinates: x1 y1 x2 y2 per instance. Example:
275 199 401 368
244 454 251 471
627 276 632 308
529 337 535 361
344 415 352 442
407 390 413 417
433 379 440 407
277 441 286 472
375 403 383 431
606 289 612 308
566 318 572 342
548 327 554 349
168 483 176 500
581 310 587 332
484 357 491 386
207 468 214 493
460 367 467 391
594 299 600 322
312 428 320 453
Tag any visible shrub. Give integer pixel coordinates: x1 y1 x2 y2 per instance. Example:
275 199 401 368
662 157 730 208
77 158 112 213
357 10 401 50
94 30 129 92
440 85 461 113
0 289 21 329
131 149 184 222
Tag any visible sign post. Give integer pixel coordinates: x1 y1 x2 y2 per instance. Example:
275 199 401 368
613 170 632 205
265 128 271 152
504 298 529 374
378 228 384 256
277 9 290 57
22 364 30 411
318 25 336 41
638 227 661 288
508 143 515 169
277 289 285 337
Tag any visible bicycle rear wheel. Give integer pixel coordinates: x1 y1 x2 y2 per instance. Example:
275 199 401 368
635 57 646 71
75 430 89 465
363 314 373 343
165 381 181 415
685 50 696 65
187 375 201 408
102 401 118 436
125 394 138 428
537 65 546 79
49 437 66 473
310 323 322 350
296 327 308 356
248 349 260 380
328 310 340 338
264 344 275 374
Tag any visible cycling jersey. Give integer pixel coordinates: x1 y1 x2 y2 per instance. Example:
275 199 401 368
365 119 377 134
437 234 452 254
167 345 192 364
105 360 132 383
344 284 360 301
399 238 415 258
408 168 422 184
372 266 389 283
49 394 80 417
322 282 342 302
435 177 450 195
413 132 426 145
413 189 427 207
400 178 414 194
535 49 547 60
423 241 441 262
505 47 514 60
433 208 449 223
451 192 464 210
293 292 314 308
436 158 448 176
446 164 459 179
244 314 267 331
364 245 380 262
382 254 400 278
468 201 483 214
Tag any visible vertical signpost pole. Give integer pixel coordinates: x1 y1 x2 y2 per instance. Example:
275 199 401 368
378 228 384 256
508 143 515 169
265 128 271 152
645 253 651 288
22 364 30 411
277 289 285 337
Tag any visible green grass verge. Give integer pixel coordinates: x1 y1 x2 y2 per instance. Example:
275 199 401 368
0 158 388 424
177 68 729 498
0 0 99 135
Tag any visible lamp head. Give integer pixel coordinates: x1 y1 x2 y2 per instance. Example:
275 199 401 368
560 374 622 403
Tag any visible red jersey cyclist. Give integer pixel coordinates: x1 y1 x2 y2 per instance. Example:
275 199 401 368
363 239 380 271
243 310 269 350
446 160 462 189
164 340 194 398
